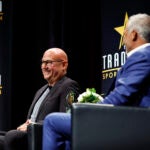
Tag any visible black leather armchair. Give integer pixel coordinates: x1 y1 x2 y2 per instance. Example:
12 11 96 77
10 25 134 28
71 103 150 150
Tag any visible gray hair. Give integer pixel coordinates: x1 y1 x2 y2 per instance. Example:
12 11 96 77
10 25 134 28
127 13 150 42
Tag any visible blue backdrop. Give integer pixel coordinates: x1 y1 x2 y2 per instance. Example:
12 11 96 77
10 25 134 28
100 0 150 96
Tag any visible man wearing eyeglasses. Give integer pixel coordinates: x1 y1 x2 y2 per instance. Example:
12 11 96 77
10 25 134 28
0 48 80 150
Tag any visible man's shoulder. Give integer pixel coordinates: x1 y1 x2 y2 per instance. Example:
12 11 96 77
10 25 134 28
61 76 78 85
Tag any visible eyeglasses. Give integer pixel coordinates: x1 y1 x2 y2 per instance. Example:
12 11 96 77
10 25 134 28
41 60 63 66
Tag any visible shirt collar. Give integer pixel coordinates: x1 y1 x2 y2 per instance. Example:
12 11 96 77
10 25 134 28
127 43 150 58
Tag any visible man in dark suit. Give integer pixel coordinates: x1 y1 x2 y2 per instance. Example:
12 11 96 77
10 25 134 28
42 13 150 150
0 47 80 150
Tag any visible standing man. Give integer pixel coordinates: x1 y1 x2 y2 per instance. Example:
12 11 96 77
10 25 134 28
42 13 150 150
0 47 80 150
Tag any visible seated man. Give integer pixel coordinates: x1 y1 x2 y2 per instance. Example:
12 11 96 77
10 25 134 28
0 47 80 150
42 13 150 150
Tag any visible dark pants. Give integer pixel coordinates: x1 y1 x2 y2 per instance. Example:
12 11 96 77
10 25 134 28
4 130 27 150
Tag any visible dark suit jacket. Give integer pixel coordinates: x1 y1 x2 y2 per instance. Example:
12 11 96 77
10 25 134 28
27 76 80 123
101 45 150 107
1 76 80 150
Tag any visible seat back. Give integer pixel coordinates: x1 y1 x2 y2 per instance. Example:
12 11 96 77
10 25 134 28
71 103 150 150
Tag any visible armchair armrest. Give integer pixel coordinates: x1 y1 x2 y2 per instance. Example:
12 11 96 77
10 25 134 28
0 131 6 136
27 123 43 150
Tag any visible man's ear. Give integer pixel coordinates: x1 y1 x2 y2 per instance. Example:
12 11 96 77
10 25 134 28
62 61 68 70
132 30 138 41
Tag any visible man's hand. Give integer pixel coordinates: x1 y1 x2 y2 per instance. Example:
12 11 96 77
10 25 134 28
17 119 32 131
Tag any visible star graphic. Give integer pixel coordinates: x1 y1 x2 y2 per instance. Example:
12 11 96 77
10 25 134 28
114 12 128 49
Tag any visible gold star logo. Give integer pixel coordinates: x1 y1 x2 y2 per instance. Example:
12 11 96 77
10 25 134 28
114 12 128 49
